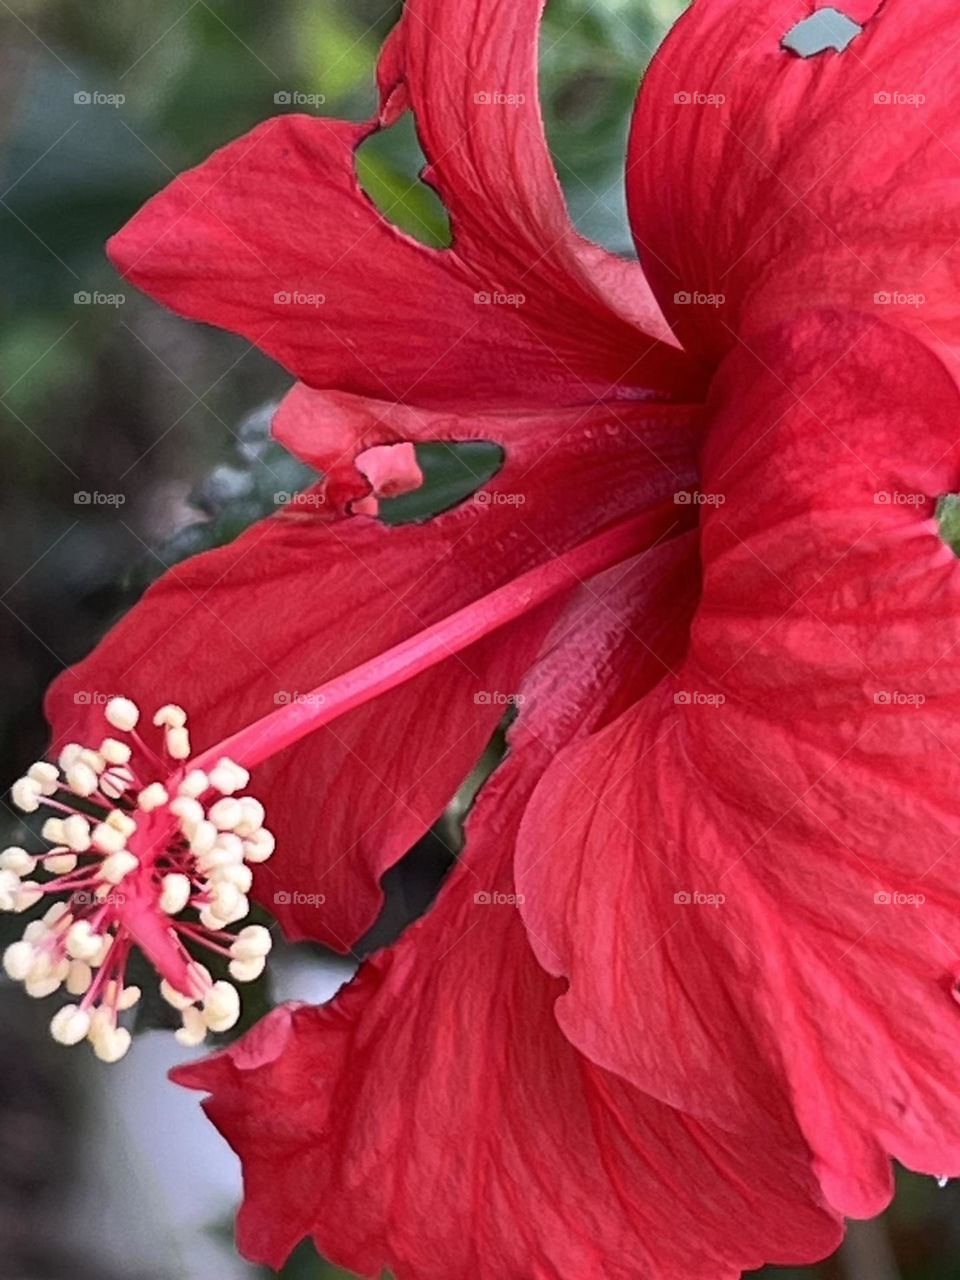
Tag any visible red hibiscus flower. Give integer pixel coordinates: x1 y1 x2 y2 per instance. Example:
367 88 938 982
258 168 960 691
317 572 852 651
8 0 960 1275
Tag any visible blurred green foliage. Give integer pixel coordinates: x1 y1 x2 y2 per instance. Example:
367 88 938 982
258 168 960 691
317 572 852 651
3 1 960 1278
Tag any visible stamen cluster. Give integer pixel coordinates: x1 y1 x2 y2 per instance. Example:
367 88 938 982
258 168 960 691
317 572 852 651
1 697 274 1061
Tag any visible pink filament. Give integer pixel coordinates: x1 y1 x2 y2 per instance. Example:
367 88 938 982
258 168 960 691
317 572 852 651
193 502 691 774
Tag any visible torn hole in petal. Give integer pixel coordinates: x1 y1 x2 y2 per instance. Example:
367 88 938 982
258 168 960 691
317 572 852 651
378 442 505 526
355 114 451 249
781 8 865 57
936 494 960 558
352 442 425 518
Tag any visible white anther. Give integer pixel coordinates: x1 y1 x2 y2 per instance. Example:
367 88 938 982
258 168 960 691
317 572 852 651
159 873 191 916
137 783 169 812
41 818 65 845
101 850 139 885
90 935 113 968
23 921 48 943
202 883 248 926
107 810 137 838
202 980 240 1033
3 940 35 981
242 828 275 863
199 905 228 931
67 762 99 798
62 815 92 852
0 869 21 912
197 848 229 875
210 882 243 920
171 796 204 834
177 770 209 799
231 925 272 960
89 1006 115 1036
80 749 106 774
229 956 266 983
92 822 127 855
66 921 102 962
27 950 53 981
214 863 253 894
11 777 42 813
66 960 92 995
153 704 187 729
160 978 195 1011
101 767 134 800
118 984 141 1011
28 762 60 795
44 852 78 876
221 894 249 927
203 834 244 869
217 832 245 858
189 821 217 855
234 798 266 837
26 974 63 999
102 739 132 768
58 743 83 771
14 882 43 912
92 1026 132 1063
42 901 70 928
0 848 36 877
166 727 191 760
105 697 140 732
50 1005 92 1046
209 758 249 795
175 1006 208 1047
208 798 243 831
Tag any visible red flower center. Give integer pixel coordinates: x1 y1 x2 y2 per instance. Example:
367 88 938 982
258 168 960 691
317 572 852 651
3 498 689 1060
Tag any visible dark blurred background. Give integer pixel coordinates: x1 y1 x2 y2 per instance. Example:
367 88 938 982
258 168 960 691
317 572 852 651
0 1 958 1277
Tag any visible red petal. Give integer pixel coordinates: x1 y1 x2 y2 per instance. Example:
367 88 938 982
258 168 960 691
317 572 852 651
109 102 695 407
379 0 696 372
354 442 423 500
173 542 841 1278
517 311 960 1217
627 0 959 371
46 402 697 949
273 384 699 514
